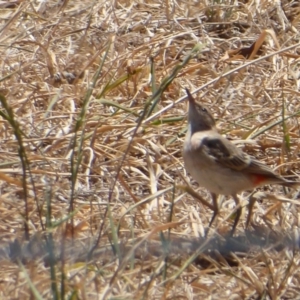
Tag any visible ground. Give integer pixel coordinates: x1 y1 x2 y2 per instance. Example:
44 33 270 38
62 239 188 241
0 0 300 299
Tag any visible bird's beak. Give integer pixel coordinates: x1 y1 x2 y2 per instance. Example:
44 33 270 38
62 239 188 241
185 88 196 104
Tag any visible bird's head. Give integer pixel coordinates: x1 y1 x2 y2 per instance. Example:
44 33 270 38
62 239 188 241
185 88 216 132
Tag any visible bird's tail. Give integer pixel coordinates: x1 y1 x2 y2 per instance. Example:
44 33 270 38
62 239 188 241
281 181 300 188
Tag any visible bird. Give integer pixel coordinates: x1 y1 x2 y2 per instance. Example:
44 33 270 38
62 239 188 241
182 88 298 235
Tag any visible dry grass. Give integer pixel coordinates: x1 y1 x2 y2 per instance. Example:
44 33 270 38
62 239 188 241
1 0 300 298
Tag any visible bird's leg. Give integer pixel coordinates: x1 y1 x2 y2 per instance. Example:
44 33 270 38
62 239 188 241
206 193 219 236
230 194 241 236
246 193 257 229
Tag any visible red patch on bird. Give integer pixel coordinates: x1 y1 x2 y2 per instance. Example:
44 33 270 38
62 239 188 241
251 174 267 186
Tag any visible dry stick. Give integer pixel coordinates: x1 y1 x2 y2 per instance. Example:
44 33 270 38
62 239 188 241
106 44 203 206
103 45 203 295
76 44 112 262
0 2 29 38
136 42 300 128
0 95 31 240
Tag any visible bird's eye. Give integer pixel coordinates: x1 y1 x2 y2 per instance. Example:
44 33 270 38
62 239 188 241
201 107 207 112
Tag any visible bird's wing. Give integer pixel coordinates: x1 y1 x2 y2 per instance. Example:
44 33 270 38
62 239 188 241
200 134 252 171
246 158 282 178
191 132 291 183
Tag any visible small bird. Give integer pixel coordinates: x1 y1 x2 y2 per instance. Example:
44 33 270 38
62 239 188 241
183 88 298 235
